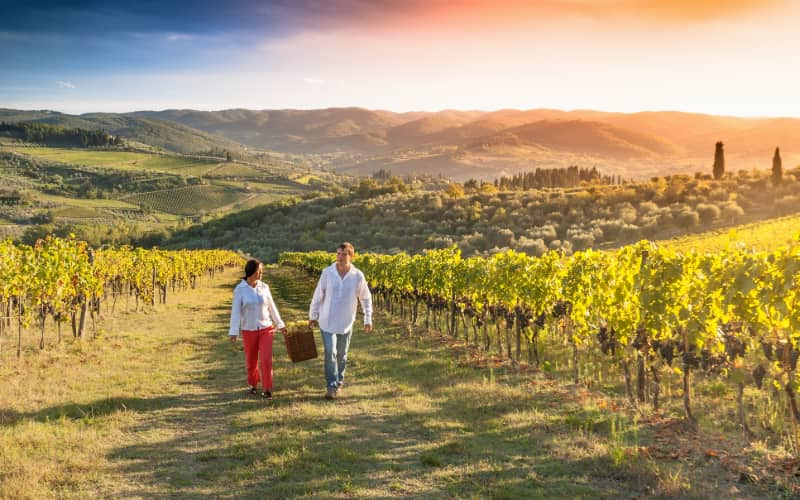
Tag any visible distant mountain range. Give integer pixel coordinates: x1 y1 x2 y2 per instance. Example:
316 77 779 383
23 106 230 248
131 107 800 158
4 107 798 180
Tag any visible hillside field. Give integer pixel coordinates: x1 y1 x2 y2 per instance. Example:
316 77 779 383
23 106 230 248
0 144 326 243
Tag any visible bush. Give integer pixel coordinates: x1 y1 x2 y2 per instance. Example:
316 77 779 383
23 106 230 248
775 195 799 216
720 201 744 222
638 201 659 216
597 219 625 240
528 224 558 240
570 232 595 251
487 227 514 247
696 203 721 224
708 188 729 201
516 236 548 257
547 239 573 255
619 224 641 241
676 210 700 229
616 202 638 224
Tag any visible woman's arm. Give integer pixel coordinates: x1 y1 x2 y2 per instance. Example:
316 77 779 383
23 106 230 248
229 286 242 339
265 285 286 331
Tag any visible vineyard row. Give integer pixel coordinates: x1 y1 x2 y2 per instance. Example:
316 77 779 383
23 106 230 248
0 236 243 355
280 237 799 439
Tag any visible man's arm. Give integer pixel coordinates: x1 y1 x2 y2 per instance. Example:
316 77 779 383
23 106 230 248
308 271 326 328
358 274 373 333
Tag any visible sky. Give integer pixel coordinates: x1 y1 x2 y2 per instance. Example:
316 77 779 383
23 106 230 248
1 0 798 117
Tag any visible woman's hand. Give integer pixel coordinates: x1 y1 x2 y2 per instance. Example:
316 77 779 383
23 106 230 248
229 335 238 344
308 320 319 329
278 327 287 335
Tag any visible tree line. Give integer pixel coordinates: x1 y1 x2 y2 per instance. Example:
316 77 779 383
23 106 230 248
0 122 122 147
485 166 620 191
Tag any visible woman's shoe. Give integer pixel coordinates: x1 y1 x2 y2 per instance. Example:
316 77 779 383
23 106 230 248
261 391 273 400
248 386 258 395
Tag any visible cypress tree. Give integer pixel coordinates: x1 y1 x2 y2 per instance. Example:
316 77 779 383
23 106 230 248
713 141 725 180
772 147 783 185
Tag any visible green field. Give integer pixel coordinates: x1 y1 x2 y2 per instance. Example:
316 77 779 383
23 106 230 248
33 193 140 209
204 162 267 178
7 146 149 165
51 206 105 218
213 178 307 194
662 213 800 253
0 225 24 239
6 146 221 176
291 173 325 185
121 185 249 215
0 144 322 238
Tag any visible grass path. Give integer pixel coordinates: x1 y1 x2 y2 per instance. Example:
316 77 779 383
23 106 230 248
0 266 788 498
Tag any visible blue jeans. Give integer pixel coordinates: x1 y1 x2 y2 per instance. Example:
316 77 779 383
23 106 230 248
321 330 352 389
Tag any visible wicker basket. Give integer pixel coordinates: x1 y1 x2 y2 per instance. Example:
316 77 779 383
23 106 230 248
283 322 318 363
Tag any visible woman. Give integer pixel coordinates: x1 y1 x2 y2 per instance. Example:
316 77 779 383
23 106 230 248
229 259 286 399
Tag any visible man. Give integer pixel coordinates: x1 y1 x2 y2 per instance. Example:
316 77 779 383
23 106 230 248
309 242 373 399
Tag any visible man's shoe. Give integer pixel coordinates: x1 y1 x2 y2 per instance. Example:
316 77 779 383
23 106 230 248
325 387 336 399
248 386 258 395
261 391 273 400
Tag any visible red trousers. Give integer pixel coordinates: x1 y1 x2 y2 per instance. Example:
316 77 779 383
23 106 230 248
242 327 274 391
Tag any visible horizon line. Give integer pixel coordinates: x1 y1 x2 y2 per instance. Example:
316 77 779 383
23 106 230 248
2 104 797 121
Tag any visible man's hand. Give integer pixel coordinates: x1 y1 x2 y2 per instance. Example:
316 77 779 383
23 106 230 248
308 320 319 329
229 335 238 344
364 324 373 334
278 327 287 335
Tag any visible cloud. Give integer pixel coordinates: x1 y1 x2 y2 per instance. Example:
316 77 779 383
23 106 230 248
259 0 784 34
609 0 780 22
57 81 76 89
165 33 195 42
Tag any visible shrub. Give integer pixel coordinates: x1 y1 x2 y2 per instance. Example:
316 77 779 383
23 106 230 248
528 224 558 240
616 202 638 224
696 203 721 224
676 210 700 229
516 236 548 257
597 219 625 240
775 195 799 216
637 201 659 216
708 188 729 202
720 201 744 223
619 223 641 241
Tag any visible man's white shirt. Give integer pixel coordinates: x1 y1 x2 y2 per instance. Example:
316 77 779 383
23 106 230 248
309 263 373 334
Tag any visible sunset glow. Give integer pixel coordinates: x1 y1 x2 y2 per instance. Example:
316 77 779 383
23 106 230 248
1 0 797 116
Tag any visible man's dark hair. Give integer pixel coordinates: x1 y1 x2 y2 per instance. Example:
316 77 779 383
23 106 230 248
338 242 355 256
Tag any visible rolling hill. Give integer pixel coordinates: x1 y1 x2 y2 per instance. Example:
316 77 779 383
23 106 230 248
4 106 800 181
0 109 246 155
134 107 800 180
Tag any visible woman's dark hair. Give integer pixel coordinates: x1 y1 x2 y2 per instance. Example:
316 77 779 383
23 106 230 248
243 259 262 279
